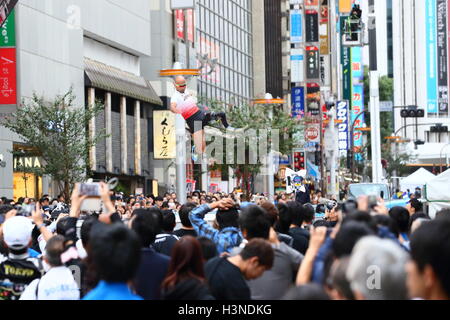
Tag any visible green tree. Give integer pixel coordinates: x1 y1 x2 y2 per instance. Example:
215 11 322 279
199 98 304 195
2 89 107 202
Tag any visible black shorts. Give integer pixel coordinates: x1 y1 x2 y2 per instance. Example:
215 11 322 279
186 110 208 134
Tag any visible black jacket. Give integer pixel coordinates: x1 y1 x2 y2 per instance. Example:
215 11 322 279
161 278 214 300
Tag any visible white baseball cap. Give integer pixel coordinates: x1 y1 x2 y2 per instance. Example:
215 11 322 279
2 216 34 250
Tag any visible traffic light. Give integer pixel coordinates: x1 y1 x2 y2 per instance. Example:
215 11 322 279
430 124 449 133
294 151 306 171
400 106 425 118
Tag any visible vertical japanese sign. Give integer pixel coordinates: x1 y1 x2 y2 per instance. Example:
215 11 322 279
337 101 350 152
153 111 176 159
306 46 320 79
290 8 303 43
306 83 321 116
341 16 352 101
426 0 438 114
351 84 364 159
305 10 319 42
186 9 194 43
437 0 448 116
0 8 15 105
291 48 304 83
291 87 305 119
175 10 185 40
351 47 363 80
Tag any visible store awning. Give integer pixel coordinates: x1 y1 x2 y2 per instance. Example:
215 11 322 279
84 58 163 106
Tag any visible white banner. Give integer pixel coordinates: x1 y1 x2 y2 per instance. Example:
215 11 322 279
291 48 304 83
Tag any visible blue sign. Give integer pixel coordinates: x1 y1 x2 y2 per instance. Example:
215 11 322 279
291 87 305 119
426 0 438 114
290 10 303 43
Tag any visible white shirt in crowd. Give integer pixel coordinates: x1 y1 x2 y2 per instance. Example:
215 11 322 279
20 266 80 300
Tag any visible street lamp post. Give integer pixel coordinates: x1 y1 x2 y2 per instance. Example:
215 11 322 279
253 93 286 202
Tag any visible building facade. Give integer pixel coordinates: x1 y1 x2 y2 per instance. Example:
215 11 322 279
0 0 163 200
393 0 450 169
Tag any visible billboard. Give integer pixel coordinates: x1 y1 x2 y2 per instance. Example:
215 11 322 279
437 0 448 115
153 111 176 159
306 46 320 79
337 101 350 152
291 48 304 83
305 10 319 42
292 87 305 119
290 9 303 43
426 0 438 114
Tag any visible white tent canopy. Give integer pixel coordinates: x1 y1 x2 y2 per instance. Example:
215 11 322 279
400 168 436 191
425 169 450 219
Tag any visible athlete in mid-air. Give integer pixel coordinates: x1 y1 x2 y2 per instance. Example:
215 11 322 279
170 76 234 159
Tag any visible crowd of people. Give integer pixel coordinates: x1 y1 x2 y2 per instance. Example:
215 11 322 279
1 185 449 301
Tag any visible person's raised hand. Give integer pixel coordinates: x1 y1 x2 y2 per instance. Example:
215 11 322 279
31 202 43 226
374 197 389 216
357 195 369 212
70 183 88 218
99 182 115 214
308 226 328 252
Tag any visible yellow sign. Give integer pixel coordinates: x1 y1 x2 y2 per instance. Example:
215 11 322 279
339 0 352 13
153 111 176 159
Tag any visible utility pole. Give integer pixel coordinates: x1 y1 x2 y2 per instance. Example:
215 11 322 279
368 0 383 183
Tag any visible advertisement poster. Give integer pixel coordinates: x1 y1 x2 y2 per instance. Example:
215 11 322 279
426 0 438 114
437 0 448 115
305 10 319 42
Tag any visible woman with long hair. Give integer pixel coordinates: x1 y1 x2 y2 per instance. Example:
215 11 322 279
161 236 214 300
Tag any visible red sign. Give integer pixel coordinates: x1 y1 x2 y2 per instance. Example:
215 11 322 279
175 10 185 40
0 47 16 104
305 126 320 142
186 9 194 43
